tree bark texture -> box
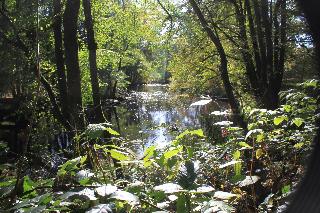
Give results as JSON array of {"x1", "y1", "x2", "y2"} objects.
[
  {"x1": 82, "y1": 0, "x2": 105, "y2": 123},
  {"x1": 63, "y1": 0, "x2": 84, "y2": 129},
  {"x1": 53, "y1": 0, "x2": 69, "y2": 122}
]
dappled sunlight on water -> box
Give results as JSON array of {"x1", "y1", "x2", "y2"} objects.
[{"x1": 110, "y1": 84, "x2": 227, "y2": 154}]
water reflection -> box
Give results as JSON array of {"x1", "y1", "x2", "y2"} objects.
[{"x1": 110, "y1": 84, "x2": 226, "y2": 153}]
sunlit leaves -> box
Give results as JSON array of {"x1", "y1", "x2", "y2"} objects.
[
  {"x1": 273, "y1": 116, "x2": 287, "y2": 125},
  {"x1": 108, "y1": 149, "x2": 129, "y2": 161},
  {"x1": 292, "y1": 118, "x2": 304, "y2": 127},
  {"x1": 255, "y1": 149, "x2": 264, "y2": 159}
]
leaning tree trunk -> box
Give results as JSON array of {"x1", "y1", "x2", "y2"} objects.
[
  {"x1": 53, "y1": 0, "x2": 69, "y2": 122},
  {"x1": 82, "y1": 0, "x2": 105, "y2": 123},
  {"x1": 188, "y1": 0, "x2": 247, "y2": 130},
  {"x1": 63, "y1": 0, "x2": 84, "y2": 130}
]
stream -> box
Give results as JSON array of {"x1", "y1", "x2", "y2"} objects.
[{"x1": 110, "y1": 84, "x2": 228, "y2": 154}]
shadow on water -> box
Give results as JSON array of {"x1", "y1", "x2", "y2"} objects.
[{"x1": 109, "y1": 84, "x2": 229, "y2": 154}]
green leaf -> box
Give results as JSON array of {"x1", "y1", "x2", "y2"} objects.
[
  {"x1": 189, "y1": 129, "x2": 204, "y2": 137},
  {"x1": 143, "y1": 145, "x2": 156, "y2": 161},
  {"x1": 110, "y1": 190, "x2": 139, "y2": 205},
  {"x1": 176, "y1": 194, "x2": 187, "y2": 213},
  {"x1": 163, "y1": 147, "x2": 182, "y2": 160},
  {"x1": 294, "y1": 142, "x2": 304, "y2": 149},
  {"x1": 23, "y1": 176, "x2": 36, "y2": 196},
  {"x1": 274, "y1": 116, "x2": 287, "y2": 125},
  {"x1": 85, "y1": 123, "x2": 107, "y2": 139},
  {"x1": 233, "y1": 150, "x2": 241, "y2": 160},
  {"x1": 256, "y1": 149, "x2": 264, "y2": 159},
  {"x1": 109, "y1": 149, "x2": 129, "y2": 161},
  {"x1": 293, "y1": 118, "x2": 304, "y2": 127},
  {"x1": 256, "y1": 133, "x2": 264, "y2": 143},
  {"x1": 245, "y1": 129, "x2": 263, "y2": 140},
  {"x1": 234, "y1": 161, "x2": 242, "y2": 177},
  {"x1": 58, "y1": 157, "x2": 82, "y2": 176},
  {"x1": 238, "y1": 142, "x2": 252, "y2": 149},
  {"x1": 281, "y1": 185, "x2": 291, "y2": 194},
  {"x1": 283, "y1": 105, "x2": 292, "y2": 113},
  {"x1": 106, "y1": 127, "x2": 120, "y2": 136}
]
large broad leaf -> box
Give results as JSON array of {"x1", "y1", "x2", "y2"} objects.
[
  {"x1": 86, "y1": 204, "x2": 113, "y2": 213},
  {"x1": 154, "y1": 183, "x2": 183, "y2": 194},
  {"x1": 109, "y1": 149, "x2": 129, "y2": 161},
  {"x1": 256, "y1": 149, "x2": 264, "y2": 159},
  {"x1": 95, "y1": 185, "x2": 117, "y2": 197},
  {"x1": 292, "y1": 118, "x2": 304, "y2": 127},
  {"x1": 163, "y1": 146, "x2": 183, "y2": 160},
  {"x1": 238, "y1": 176, "x2": 260, "y2": 187},
  {"x1": 85, "y1": 123, "x2": 108, "y2": 139},
  {"x1": 214, "y1": 191, "x2": 237, "y2": 200},
  {"x1": 58, "y1": 156, "x2": 86, "y2": 176},
  {"x1": 274, "y1": 116, "x2": 287, "y2": 125},
  {"x1": 110, "y1": 190, "x2": 139, "y2": 205},
  {"x1": 176, "y1": 129, "x2": 204, "y2": 140},
  {"x1": 143, "y1": 145, "x2": 156, "y2": 167},
  {"x1": 202, "y1": 200, "x2": 235, "y2": 213},
  {"x1": 70, "y1": 188, "x2": 97, "y2": 201},
  {"x1": 190, "y1": 185, "x2": 215, "y2": 194},
  {"x1": 23, "y1": 176, "x2": 37, "y2": 196}
]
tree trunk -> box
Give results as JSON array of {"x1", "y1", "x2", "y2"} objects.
[
  {"x1": 232, "y1": 0, "x2": 261, "y2": 97},
  {"x1": 53, "y1": 0, "x2": 69, "y2": 122},
  {"x1": 188, "y1": 0, "x2": 247, "y2": 130},
  {"x1": 82, "y1": 0, "x2": 105, "y2": 123},
  {"x1": 63, "y1": 0, "x2": 84, "y2": 130}
]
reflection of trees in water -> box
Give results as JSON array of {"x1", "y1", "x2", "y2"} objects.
[{"x1": 112, "y1": 85, "x2": 227, "y2": 148}]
